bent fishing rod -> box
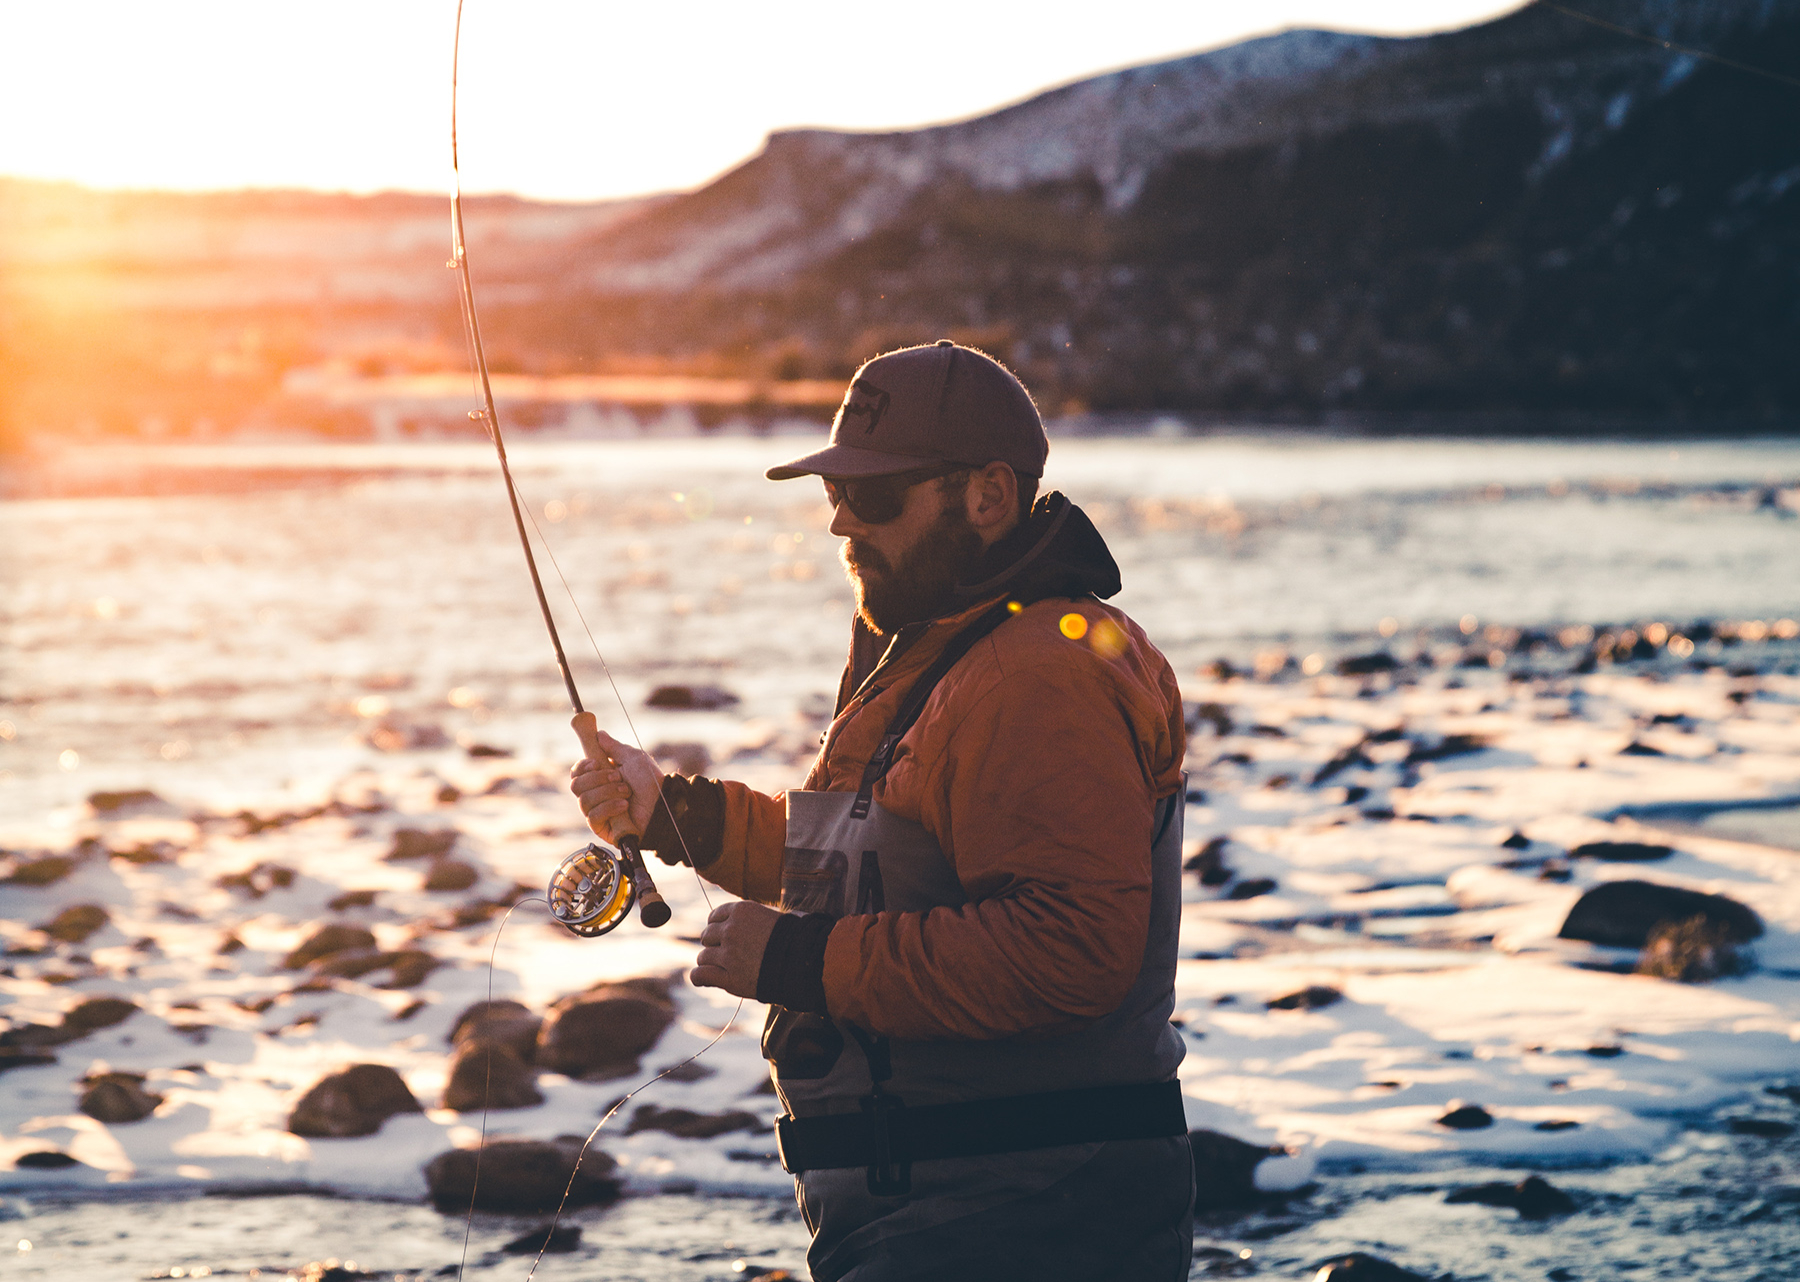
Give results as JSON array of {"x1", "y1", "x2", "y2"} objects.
[{"x1": 449, "y1": 4, "x2": 668, "y2": 938}]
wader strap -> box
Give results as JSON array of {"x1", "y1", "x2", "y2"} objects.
[
  {"x1": 850, "y1": 601, "x2": 1015, "y2": 819},
  {"x1": 775, "y1": 1080, "x2": 1187, "y2": 1175}
]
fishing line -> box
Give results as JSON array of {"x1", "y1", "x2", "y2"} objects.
[
  {"x1": 448, "y1": 1, "x2": 736, "y2": 1275},
  {"x1": 1546, "y1": 3, "x2": 1800, "y2": 92}
]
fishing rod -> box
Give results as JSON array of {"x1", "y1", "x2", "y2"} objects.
[
  {"x1": 448, "y1": 1, "x2": 669, "y2": 938},
  {"x1": 446, "y1": 4, "x2": 745, "y2": 1278}
]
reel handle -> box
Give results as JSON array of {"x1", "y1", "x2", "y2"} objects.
[{"x1": 573, "y1": 711, "x2": 671, "y2": 930}]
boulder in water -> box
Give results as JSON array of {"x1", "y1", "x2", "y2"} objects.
[
  {"x1": 1560, "y1": 881, "x2": 1761, "y2": 949},
  {"x1": 386, "y1": 828, "x2": 457, "y2": 861},
  {"x1": 1188, "y1": 1129, "x2": 1287, "y2": 1210},
  {"x1": 41, "y1": 903, "x2": 109, "y2": 943},
  {"x1": 537, "y1": 977, "x2": 677, "y2": 1080},
  {"x1": 1445, "y1": 1174, "x2": 1576, "y2": 1218},
  {"x1": 502, "y1": 1223, "x2": 582, "y2": 1255},
  {"x1": 442, "y1": 1040, "x2": 543, "y2": 1112},
  {"x1": 1437, "y1": 1103, "x2": 1494, "y2": 1129},
  {"x1": 423, "y1": 859, "x2": 479, "y2": 892},
  {"x1": 288, "y1": 1063, "x2": 423, "y2": 1137},
  {"x1": 646, "y1": 683, "x2": 740, "y2": 711},
  {"x1": 62, "y1": 996, "x2": 139, "y2": 1036},
  {"x1": 423, "y1": 1135, "x2": 620, "y2": 1213},
  {"x1": 449, "y1": 999, "x2": 542, "y2": 1061},
  {"x1": 625, "y1": 1104, "x2": 768, "y2": 1138},
  {"x1": 283, "y1": 923, "x2": 378, "y2": 969},
  {"x1": 1266, "y1": 985, "x2": 1341, "y2": 1011},
  {"x1": 79, "y1": 1072, "x2": 163, "y2": 1123},
  {"x1": 1311, "y1": 1253, "x2": 1429, "y2": 1281},
  {"x1": 1570, "y1": 840, "x2": 1673, "y2": 861}
]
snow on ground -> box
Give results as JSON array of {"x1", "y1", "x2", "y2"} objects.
[{"x1": 2, "y1": 658, "x2": 1797, "y2": 1199}]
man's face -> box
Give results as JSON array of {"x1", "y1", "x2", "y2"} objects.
[{"x1": 831, "y1": 473, "x2": 984, "y2": 635}]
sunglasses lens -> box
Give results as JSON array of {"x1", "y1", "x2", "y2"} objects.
[{"x1": 823, "y1": 475, "x2": 905, "y2": 524}]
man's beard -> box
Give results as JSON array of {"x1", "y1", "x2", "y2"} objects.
[{"x1": 840, "y1": 503, "x2": 986, "y2": 635}]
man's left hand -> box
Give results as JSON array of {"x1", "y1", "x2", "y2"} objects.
[{"x1": 691, "y1": 901, "x2": 780, "y2": 999}]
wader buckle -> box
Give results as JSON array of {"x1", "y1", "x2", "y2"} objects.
[{"x1": 860, "y1": 1093, "x2": 911, "y2": 1196}]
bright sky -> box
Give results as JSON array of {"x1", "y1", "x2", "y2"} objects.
[{"x1": 0, "y1": 1, "x2": 1527, "y2": 202}]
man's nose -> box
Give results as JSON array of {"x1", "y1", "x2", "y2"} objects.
[{"x1": 828, "y1": 500, "x2": 863, "y2": 539}]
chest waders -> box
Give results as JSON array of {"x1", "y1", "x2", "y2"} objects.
[{"x1": 762, "y1": 603, "x2": 1190, "y2": 1252}]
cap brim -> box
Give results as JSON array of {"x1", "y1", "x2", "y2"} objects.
[{"x1": 765, "y1": 442, "x2": 939, "y2": 481}]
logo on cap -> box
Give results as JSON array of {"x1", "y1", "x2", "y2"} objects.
[{"x1": 838, "y1": 379, "x2": 891, "y2": 435}]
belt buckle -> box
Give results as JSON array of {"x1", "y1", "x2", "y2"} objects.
[{"x1": 860, "y1": 1093, "x2": 911, "y2": 1197}]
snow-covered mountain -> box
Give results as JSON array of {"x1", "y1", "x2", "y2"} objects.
[{"x1": 544, "y1": 0, "x2": 1800, "y2": 418}]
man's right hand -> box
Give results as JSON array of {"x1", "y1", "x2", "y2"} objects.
[{"x1": 569, "y1": 728, "x2": 662, "y2": 844}]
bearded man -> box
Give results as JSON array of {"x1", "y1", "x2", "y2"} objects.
[{"x1": 572, "y1": 341, "x2": 1193, "y2": 1281}]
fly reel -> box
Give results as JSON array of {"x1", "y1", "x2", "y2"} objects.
[{"x1": 547, "y1": 834, "x2": 671, "y2": 938}]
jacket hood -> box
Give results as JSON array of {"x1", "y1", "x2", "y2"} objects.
[{"x1": 952, "y1": 491, "x2": 1121, "y2": 606}]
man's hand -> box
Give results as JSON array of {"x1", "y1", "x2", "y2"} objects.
[
  {"x1": 691, "y1": 901, "x2": 780, "y2": 999},
  {"x1": 569, "y1": 728, "x2": 661, "y2": 843}
]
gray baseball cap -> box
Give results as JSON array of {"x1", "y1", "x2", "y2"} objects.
[{"x1": 766, "y1": 340, "x2": 1047, "y2": 480}]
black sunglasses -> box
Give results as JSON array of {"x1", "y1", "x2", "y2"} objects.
[{"x1": 822, "y1": 462, "x2": 968, "y2": 524}]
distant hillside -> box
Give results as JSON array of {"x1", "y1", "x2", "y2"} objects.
[
  {"x1": 527, "y1": 0, "x2": 1800, "y2": 421},
  {"x1": 4, "y1": 0, "x2": 1797, "y2": 445}
]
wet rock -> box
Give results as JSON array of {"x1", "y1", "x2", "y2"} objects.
[
  {"x1": 1188, "y1": 1129, "x2": 1286, "y2": 1210},
  {"x1": 40, "y1": 903, "x2": 109, "y2": 943},
  {"x1": 1728, "y1": 1117, "x2": 1796, "y2": 1138},
  {"x1": 1560, "y1": 881, "x2": 1762, "y2": 950},
  {"x1": 1437, "y1": 1103, "x2": 1494, "y2": 1129},
  {"x1": 327, "y1": 889, "x2": 378, "y2": 910},
  {"x1": 79, "y1": 1071, "x2": 163, "y2": 1123},
  {"x1": 501, "y1": 1223, "x2": 581, "y2": 1255},
  {"x1": 1338, "y1": 652, "x2": 1399, "y2": 676},
  {"x1": 64, "y1": 996, "x2": 138, "y2": 1036},
  {"x1": 650, "y1": 741, "x2": 712, "y2": 777},
  {"x1": 312, "y1": 948, "x2": 439, "y2": 988},
  {"x1": 1637, "y1": 915, "x2": 1756, "y2": 981},
  {"x1": 2, "y1": 855, "x2": 76, "y2": 886},
  {"x1": 1184, "y1": 701, "x2": 1233, "y2": 736},
  {"x1": 1534, "y1": 1119, "x2": 1580, "y2": 1132},
  {"x1": 217, "y1": 861, "x2": 296, "y2": 898},
  {"x1": 1570, "y1": 840, "x2": 1674, "y2": 862},
  {"x1": 442, "y1": 1040, "x2": 543, "y2": 1112},
  {"x1": 1404, "y1": 733, "x2": 1488, "y2": 764},
  {"x1": 1445, "y1": 1174, "x2": 1576, "y2": 1217},
  {"x1": 465, "y1": 742, "x2": 513, "y2": 758},
  {"x1": 283, "y1": 923, "x2": 378, "y2": 969},
  {"x1": 288, "y1": 1063, "x2": 423, "y2": 1137},
  {"x1": 1266, "y1": 985, "x2": 1341, "y2": 1011},
  {"x1": 1311, "y1": 1252, "x2": 1429, "y2": 1280},
  {"x1": 1766, "y1": 1084, "x2": 1800, "y2": 1105},
  {"x1": 537, "y1": 977, "x2": 678, "y2": 1080},
  {"x1": 0, "y1": 1047, "x2": 57, "y2": 1073},
  {"x1": 1226, "y1": 877, "x2": 1277, "y2": 900},
  {"x1": 423, "y1": 1135, "x2": 620, "y2": 1213},
  {"x1": 13, "y1": 1150, "x2": 82, "y2": 1169},
  {"x1": 86, "y1": 789, "x2": 167, "y2": 815},
  {"x1": 646, "y1": 683, "x2": 740, "y2": 711},
  {"x1": 1184, "y1": 836, "x2": 1233, "y2": 885},
  {"x1": 625, "y1": 1104, "x2": 768, "y2": 1138},
  {"x1": 449, "y1": 1000, "x2": 542, "y2": 1061},
  {"x1": 1500, "y1": 830, "x2": 1531, "y2": 849},
  {"x1": 1312, "y1": 743, "x2": 1373, "y2": 786},
  {"x1": 422, "y1": 859, "x2": 479, "y2": 892},
  {"x1": 217, "y1": 932, "x2": 246, "y2": 955},
  {"x1": 386, "y1": 828, "x2": 457, "y2": 861}
]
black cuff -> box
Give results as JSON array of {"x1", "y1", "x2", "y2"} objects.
[
  {"x1": 641, "y1": 774, "x2": 725, "y2": 868},
  {"x1": 755, "y1": 912, "x2": 834, "y2": 1014}
]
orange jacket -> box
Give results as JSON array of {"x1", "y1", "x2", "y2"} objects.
[{"x1": 703, "y1": 501, "x2": 1185, "y2": 1042}]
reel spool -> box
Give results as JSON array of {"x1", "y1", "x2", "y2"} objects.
[{"x1": 547, "y1": 835, "x2": 672, "y2": 938}]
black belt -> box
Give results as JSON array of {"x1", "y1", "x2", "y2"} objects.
[{"x1": 775, "y1": 1080, "x2": 1186, "y2": 1188}]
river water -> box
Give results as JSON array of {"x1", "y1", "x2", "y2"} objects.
[{"x1": 3, "y1": 430, "x2": 1799, "y2": 1280}]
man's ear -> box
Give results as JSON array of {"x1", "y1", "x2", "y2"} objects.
[{"x1": 965, "y1": 461, "x2": 1019, "y2": 543}]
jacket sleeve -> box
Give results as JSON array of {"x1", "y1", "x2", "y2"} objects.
[
  {"x1": 702, "y1": 780, "x2": 788, "y2": 907},
  {"x1": 820, "y1": 655, "x2": 1167, "y2": 1041}
]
